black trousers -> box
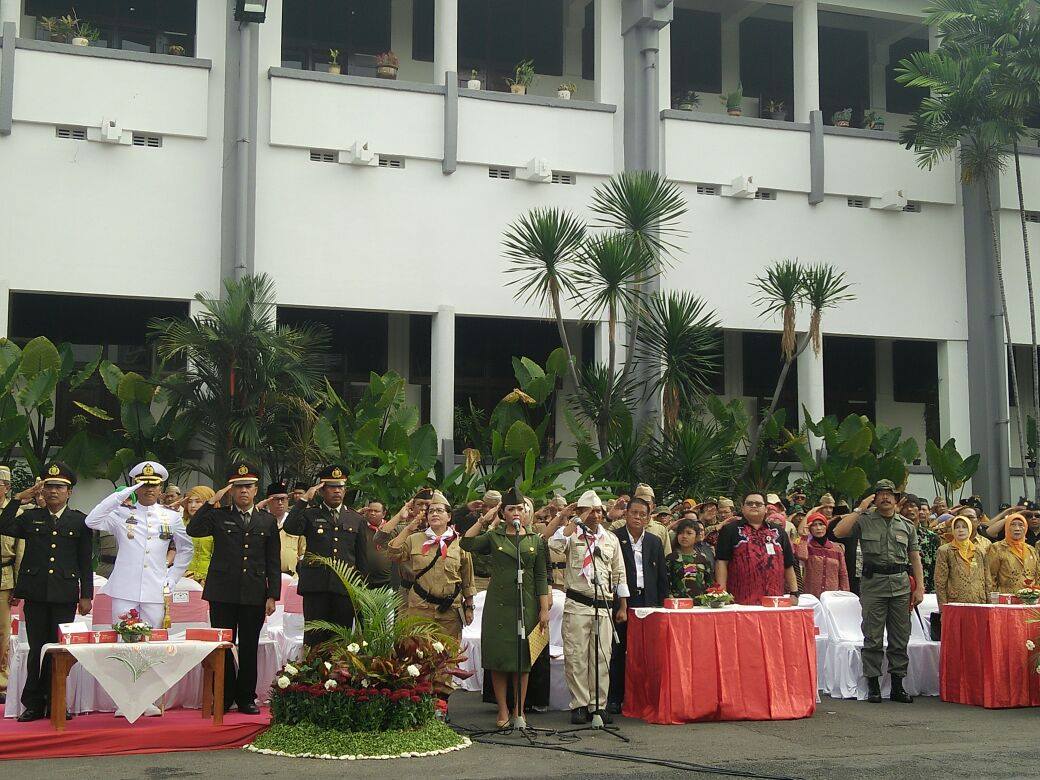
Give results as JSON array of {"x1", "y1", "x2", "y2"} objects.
[
  {"x1": 208, "y1": 601, "x2": 265, "y2": 708},
  {"x1": 22, "y1": 600, "x2": 76, "y2": 713},
  {"x1": 608, "y1": 589, "x2": 650, "y2": 705},
  {"x1": 302, "y1": 591, "x2": 356, "y2": 647}
]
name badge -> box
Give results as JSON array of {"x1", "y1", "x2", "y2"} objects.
[{"x1": 765, "y1": 543, "x2": 776, "y2": 555}]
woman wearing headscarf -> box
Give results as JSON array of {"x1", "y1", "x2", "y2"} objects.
[
  {"x1": 801, "y1": 511, "x2": 849, "y2": 597},
  {"x1": 182, "y1": 486, "x2": 216, "y2": 584},
  {"x1": 985, "y1": 513, "x2": 1040, "y2": 594},
  {"x1": 461, "y1": 487, "x2": 550, "y2": 729},
  {"x1": 934, "y1": 515, "x2": 988, "y2": 607}
]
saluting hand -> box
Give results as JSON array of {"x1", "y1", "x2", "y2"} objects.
[
  {"x1": 15, "y1": 481, "x2": 44, "y2": 504},
  {"x1": 303, "y1": 481, "x2": 323, "y2": 503},
  {"x1": 210, "y1": 484, "x2": 233, "y2": 505},
  {"x1": 856, "y1": 494, "x2": 875, "y2": 513}
]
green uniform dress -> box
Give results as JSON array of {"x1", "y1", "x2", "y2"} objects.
[
  {"x1": 460, "y1": 528, "x2": 548, "y2": 673},
  {"x1": 854, "y1": 510, "x2": 919, "y2": 678}
]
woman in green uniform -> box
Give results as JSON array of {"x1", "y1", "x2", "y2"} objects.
[{"x1": 461, "y1": 488, "x2": 550, "y2": 729}]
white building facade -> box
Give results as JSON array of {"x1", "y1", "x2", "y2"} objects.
[{"x1": 0, "y1": 0, "x2": 1037, "y2": 505}]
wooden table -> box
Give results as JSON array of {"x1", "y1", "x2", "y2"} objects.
[{"x1": 46, "y1": 644, "x2": 229, "y2": 732}]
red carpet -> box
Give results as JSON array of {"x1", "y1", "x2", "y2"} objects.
[{"x1": 0, "y1": 707, "x2": 271, "y2": 760}]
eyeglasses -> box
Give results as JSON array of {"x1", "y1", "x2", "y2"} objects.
[{"x1": 743, "y1": 501, "x2": 765, "y2": 507}]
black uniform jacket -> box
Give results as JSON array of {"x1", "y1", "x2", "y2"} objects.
[
  {"x1": 187, "y1": 503, "x2": 281, "y2": 605},
  {"x1": 283, "y1": 501, "x2": 368, "y2": 595},
  {"x1": 0, "y1": 500, "x2": 93, "y2": 604}
]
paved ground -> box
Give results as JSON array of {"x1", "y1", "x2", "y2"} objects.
[{"x1": 6, "y1": 692, "x2": 1040, "y2": 779}]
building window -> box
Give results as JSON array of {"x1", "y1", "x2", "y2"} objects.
[
  {"x1": 740, "y1": 17, "x2": 793, "y2": 112},
  {"x1": 281, "y1": 0, "x2": 391, "y2": 73},
  {"x1": 26, "y1": 0, "x2": 197, "y2": 55},
  {"x1": 459, "y1": 0, "x2": 564, "y2": 91},
  {"x1": 893, "y1": 339, "x2": 939, "y2": 442},
  {"x1": 412, "y1": 0, "x2": 434, "y2": 62},
  {"x1": 823, "y1": 336, "x2": 876, "y2": 423},
  {"x1": 581, "y1": 2, "x2": 594, "y2": 82},
  {"x1": 8, "y1": 292, "x2": 189, "y2": 445},
  {"x1": 820, "y1": 24, "x2": 869, "y2": 126},
  {"x1": 671, "y1": 9, "x2": 722, "y2": 98},
  {"x1": 742, "y1": 332, "x2": 798, "y2": 458},
  {"x1": 887, "y1": 37, "x2": 929, "y2": 115}
]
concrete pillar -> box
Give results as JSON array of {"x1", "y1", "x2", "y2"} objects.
[
  {"x1": 721, "y1": 17, "x2": 741, "y2": 96},
  {"x1": 657, "y1": 22, "x2": 671, "y2": 113},
  {"x1": 593, "y1": 320, "x2": 610, "y2": 366},
  {"x1": 724, "y1": 330, "x2": 743, "y2": 398},
  {"x1": 430, "y1": 306, "x2": 456, "y2": 466},
  {"x1": 595, "y1": 0, "x2": 624, "y2": 172},
  {"x1": 792, "y1": 0, "x2": 820, "y2": 123},
  {"x1": 0, "y1": 278, "x2": 9, "y2": 339},
  {"x1": 0, "y1": 0, "x2": 19, "y2": 35},
  {"x1": 433, "y1": 0, "x2": 458, "y2": 87},
  {"x1": 388, "y1": 313, "x2": 421, "y2": 409},
  {"x1": 868, "y1": 37, "x2": 887, "y2": 111},
  {"x1": 797, "y1": 338, "x2": 825, "y2": 454},
  {"x1": 875, "y1": 338, "x2": 894, "y2": 407},
  {"x1": 938, "y1": 340, "x2": 972, "y2": 455}
]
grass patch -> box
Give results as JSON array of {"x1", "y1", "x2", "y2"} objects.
[{"x1": 246, "y1": 720, "x2": 469, "y2": 759}]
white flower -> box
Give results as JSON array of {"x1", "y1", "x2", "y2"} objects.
[
  {"x1": 416, "y1": 650, "x2": 424, "y2": 659},
  {"x1": 324, "y1": 679, "x2": 338, "y2": 690},
  {"x1": 432, "y1": 641, "x2": 445, "y2": 653},
  {"x1": 1028, "y1": 640, "x2": 1036, "y2": 651},
  {"x1": 347, "y1": 642, "x2": 361, "y2": 653},
  {"x1": 406, "y1": 664, "x2": 421, "y2": 677},
  {"x1": 284, "y1": 663, "x2": 299, "y2": 676},
  {"x1": 360, "y1": 678, "x2": 370, "y2": 688},
  {"x1": 276, "y1": 675, "x2": 290, "y2": 689},
  {"x1": 324, "y1": 661, "x2": 332, "y2": 670},
  {"x1": 362, "y1": 640, "x2": 368, "y2": 647}
]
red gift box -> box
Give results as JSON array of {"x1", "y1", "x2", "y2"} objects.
[
  {"x1": 185, "y1": 628, "x2": 232, "y2": 642},
  {"x1": 146, "y1": 629, "x2": 169, "y2": 641},
  {"x1": 58, "y1": 629, "x2": 90, "y2": 645},
  {"x1": 761, "y1": 595, "x2": 794, "y2": 608},
  {"x1": 663, "y1": 598, "x2": 693, "y2": 609},
  {"x1": 90, "y1": 630, "x2": 119, "y2": 644},
  {"x1": 998, "y1": 594, "x2": 1022, "y2": 605}
]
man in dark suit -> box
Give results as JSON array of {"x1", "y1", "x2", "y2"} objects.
[
  {"x1": 0, "y1": 463, "x2": 92, "y2": 722},
  {"x1": 283, "y1": 465, "x2": 368, "y2": 647},
  {"x1": 608, "y1": 495, "x2": 667, "y2": 714},
  {"x1": 187, "y1": 464, "x2": 280, "y2": 714}
]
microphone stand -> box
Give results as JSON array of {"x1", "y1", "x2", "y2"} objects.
[{"x1": 560, "y1": 521, "x2": 628, "y2": 742}]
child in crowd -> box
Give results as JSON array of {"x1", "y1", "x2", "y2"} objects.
[{"x1": 667, "y1": 519, "x2": 714, "y2": 598}]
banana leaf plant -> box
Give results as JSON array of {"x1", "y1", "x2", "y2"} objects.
[{"x1": 925, "y1": 437, "x2": 980, "y2": 506}]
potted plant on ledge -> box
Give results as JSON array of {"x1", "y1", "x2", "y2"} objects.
[
  {"x1": 557, "y1": 81, "x2": 576, "y2": 100},
  {"x1": 506, "y1": 59, "x2": 534, "y2": 95},
  {"x1": 168, "y1": 43, "x2": 186, "y2": 56},
  {"x1": 467, "y1": 68, "x2": 481, "y2": 90},
  {"x1": 328, "y1": 49, "x2": 341, "y2": 75},
  {"x1": 765, "y1": 99, "x2": 787, "y2": 121},
  {"x1": 863, "y1": 110, "x2": 886, "y2": 131},
  {"x1": 376, "y1": 50, "x2": 399, "y2": 80},
  {"x1": 720, "y1": 85, "x2": 743, "y2": 117},
  {"x1": 676, "y1": 90, "x2": 700, "y2": 111},
  {"x1": 832, "y1": 107, "x2": 852, "y2": 127}
]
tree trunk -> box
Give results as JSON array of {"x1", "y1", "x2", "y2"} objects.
[
  {"x1": 1013, "y1": 142, "x2": 1040, "y2": 502},
  {"x1": 984, "y1": 179, "x2": 1030, "y2": 498},
  {"x1": 597, "y1": 304, "x2": 618, "y2": 459}
]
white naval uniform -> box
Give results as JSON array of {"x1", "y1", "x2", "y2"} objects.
[{"x1": 85, "y1": 485, "x2": 194, "y2": 626}]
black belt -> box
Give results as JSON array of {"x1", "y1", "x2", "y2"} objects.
[
  {"x1": 863, "y1": 562, "x2": 907, "y2": 577},
  {"x1": 412, "y1": 580, "x2": 462, "y2": 614},
  {"x1": 549, "y1": 562, "x2": 566, "y2": 570},
  {"x1": 100, "y1": 555, "x2": 117, "y2": 564},
  {"x1": 566, "y1": 589, "x2": 612, "y2": 610}
]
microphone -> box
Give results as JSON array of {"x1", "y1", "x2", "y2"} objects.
[{"x1": 512, "y1": 519, "x2": 522, "y2": 530}]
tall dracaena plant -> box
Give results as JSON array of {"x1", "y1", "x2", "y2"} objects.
[
  {"x1": 502, "y1": 208, "x2": 587, "y2": 392},
  {"x1": 801, "y1": 264, "x2": 854, "y2": 357},
  {"x1": 752, "y1": 259, "x2": 803, "y2": 360}
]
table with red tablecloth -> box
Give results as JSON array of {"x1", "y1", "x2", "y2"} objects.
[
  {"x1": 622, "y1": 605, "x2": 817, "y2": 724},
  {"x1": 940, "y1": 603, "x2": 1040, "y2": 708}
]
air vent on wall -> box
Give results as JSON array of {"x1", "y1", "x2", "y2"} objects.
[
  {"x1": 1026, "y1": 211, "x2": 1040, "y2": 224},
  {"x1": 378, "y1": 156, "x2": 404, "y2": 168},
  {"x1": 131, "y1": 134, "x2": 162, "y2": 148},
  {"x1": 847, "y1": 197, "x2": 868, "y2": 209},
  {"x1": 489, "y1": 167, "x2": 513, "y2": 180},
  {"x1": 696, "y1": 184, "x2": 719, "y2": 196},
  {"x1": 309, "y1": 149, "x2": 336, "y2": 162},
  {"x1": 902, "y1": 202, "x2": 922, "y2": 213},
  {"x1": 551, "y1": 172, "x2": 575, "y2": 185},
  {"x1": 754, "y1": 190, "x2": 776, "y2": 201},
  {"x1": 56, "y1": 126, "x2": 87, "y2": 140}
]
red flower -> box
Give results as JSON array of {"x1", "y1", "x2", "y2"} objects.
[
  {"x1": 706, "y1": 585, "x2": 725, "y2": 595},
  {"x1": 410, "y1": 695, "x2": 421, "y2": 703}
]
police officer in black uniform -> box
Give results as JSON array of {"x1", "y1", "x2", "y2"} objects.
[
  {"x1": 187, "y1": 464, "x2": 280, "y2": 714},
  {"x1": 284, "y1": 465, "x2": 368, "y2": 647},
  {"x1": 0, "y1": 463, "x2": 92, "y2": 722}
]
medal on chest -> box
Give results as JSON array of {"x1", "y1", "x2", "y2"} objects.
[{"x1": 125, "y1": 515, "x2": 138, "y2": 540}]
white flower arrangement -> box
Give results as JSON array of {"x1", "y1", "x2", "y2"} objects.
[
  {"x1": 284, "y1": 664, "x2": 299, "y2": 676},
  {"x1": 347, "y1": 642, "x2": 361, "y2": 653},
  {"x1": 406, "y1": 664, "x2": 420, "y2": 677},
  {"x1": 243, "y1": 738, "x2": 473, "y2": 761},
  {"x1": 276, "y1": 676, "x2": 290, "y2": 689}
]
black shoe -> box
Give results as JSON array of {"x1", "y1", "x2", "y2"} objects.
[
  {"x1": 866, "y1": 676, "x2": 882, "y2": 704},
  {"x1": 890, "y1": 676, "x2": 913, "y2": 704},
  {"x1": 570, "y1": 706, "x2": 589, "y2": 725},
  {"x1": 605, "y1": 701, "x2": 621, "y2": 715},
  {"x1": 237, "y1": 701, "x2": 261, "y2": 715},
  {"x1": 593, "y1": 708, "x2": 614, "y2": 724},
  {"x1": 17, "y1": 709, "x2": 44, "y2": 722}
]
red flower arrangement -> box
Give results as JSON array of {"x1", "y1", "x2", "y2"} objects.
[{"x1": 697, "y1": 585, "x2": 735, "y2": 609}]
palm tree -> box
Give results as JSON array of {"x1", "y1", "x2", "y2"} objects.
[
  {"x1": 635, "y1": 291, "x2": 722, "y2": 430},
  {"x1": 149, "y1": 273, "x2": 329, "y2": 481},
  {"x1": 923, "y1": 0, "x2": 1040, "y2": 499},
  {"x1": 738, "y1": 260, "x2": 854, "y2": 482},
  {"x1": 897, "y1": 45, "x2": 1031, "y2": 496}
]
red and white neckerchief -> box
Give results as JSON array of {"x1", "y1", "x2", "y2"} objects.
[
  {"x1": 422, "y1": 528, "x2": 456, "y2": 558},
  {"x1": 367, "y1": 521, "x2": 380, "y2": 534},
  {"x1": 580, "y1": 528, "x2": 599, "y2": 583}
]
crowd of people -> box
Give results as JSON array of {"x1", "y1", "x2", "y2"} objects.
[{"x1": 0, "y1": 460, "x2": 1035, "y2": 725}]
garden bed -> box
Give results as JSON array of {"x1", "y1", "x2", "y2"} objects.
[{"x1": 244, "y1": 720, "x2": 470, "y2": 760}]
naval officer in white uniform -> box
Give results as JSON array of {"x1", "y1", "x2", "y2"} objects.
[{"x1": 85, "y1": 461, "x2": 193, "y2": 627}]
